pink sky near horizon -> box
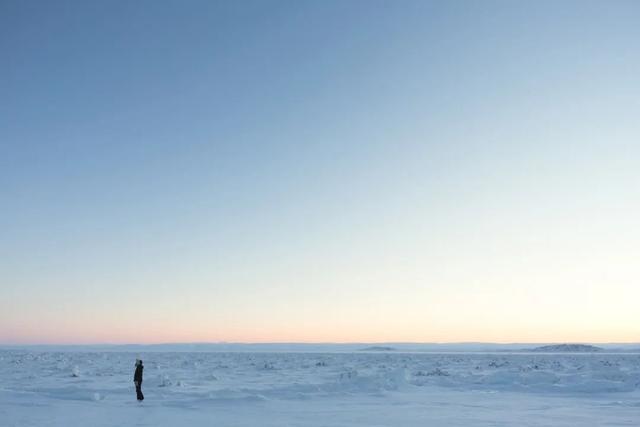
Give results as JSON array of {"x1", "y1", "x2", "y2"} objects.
[{"x1": 3, "y1": 317, "x2": 638, "y2": 346}]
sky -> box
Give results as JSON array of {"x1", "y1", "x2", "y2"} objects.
[{"x1": 1, "y1": 0, "x2": 639, "y2": 345}]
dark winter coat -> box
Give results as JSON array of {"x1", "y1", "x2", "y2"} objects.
[{"x1": 134, "y1": 365, "x2": 143, "y2": 384}]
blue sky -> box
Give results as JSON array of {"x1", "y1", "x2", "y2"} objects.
[{"x1": 1, "y1": 0, "x2": 639, "y2": 344}]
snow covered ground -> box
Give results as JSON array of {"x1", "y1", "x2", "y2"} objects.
[{"x1": 1, "y1": 350, "x2": 639, "y2": 426}]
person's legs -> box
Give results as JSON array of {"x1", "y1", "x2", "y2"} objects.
[{"x1": 136, "y1": 383, "x2": 144, "y2": 401}]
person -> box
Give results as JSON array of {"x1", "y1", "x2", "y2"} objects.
[{"x1": 134, "y1": 359, "x2": 144, "y2": 401}]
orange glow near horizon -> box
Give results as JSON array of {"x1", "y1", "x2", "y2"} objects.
[{"x1": 3, "y1": 318, "x2": 639, "y2": 345}]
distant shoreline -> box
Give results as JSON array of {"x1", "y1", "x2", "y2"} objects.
[{"x1": 2, "y1": 342, "x2": 639, "y2": 354}]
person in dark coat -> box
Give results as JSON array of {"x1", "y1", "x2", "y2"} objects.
[{"x1": 134, "y1": 359, "x2": 144, "y2": 401}]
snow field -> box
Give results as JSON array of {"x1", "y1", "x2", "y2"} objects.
[{"x1": 1, "y1": 351, "x2": 639, "y2": 426}]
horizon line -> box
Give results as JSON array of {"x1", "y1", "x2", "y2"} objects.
[{"x1": 2, "y1": 340, "x2": 639, "y2": 347}]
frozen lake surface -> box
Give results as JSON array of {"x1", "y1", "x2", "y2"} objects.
[{"x1": 2, "y1": 350, "x2": 639, "y2": 426}]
